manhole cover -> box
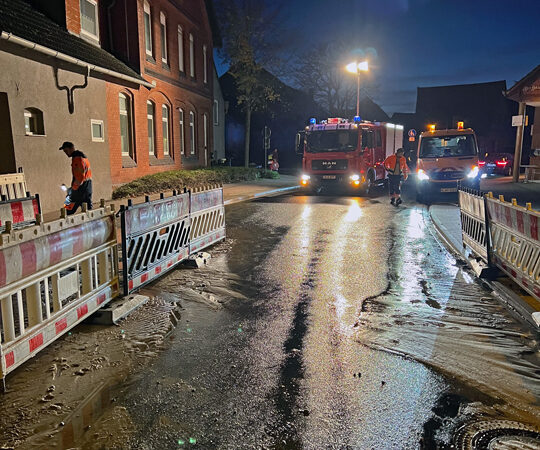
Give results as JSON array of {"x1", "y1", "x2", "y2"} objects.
[{"x1": 454, "y1": 420, "x2": 540, "y2": 450}]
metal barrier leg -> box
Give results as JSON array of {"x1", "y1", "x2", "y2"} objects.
[
  {"x1": 26, "y1": 283, "x2": 43, "y2": 327},
  {"x1": 51, "y1": 273, "x2": 61, "y2": 313},
  {"x1": 1, "y1": 296, "x2": 16, "y2": 342}
]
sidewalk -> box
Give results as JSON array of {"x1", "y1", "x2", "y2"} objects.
[
  {"x1": 481, "y1": 176, "x2": 540, "y2": 210},
  {"x1": 429, "y1": 204, "x2": 540, "y2": 329},
  {"x1": 42, "y1": 175, "x2": 300, "y2": 221}
]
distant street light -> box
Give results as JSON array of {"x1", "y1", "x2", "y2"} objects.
[{"x1": 345, "y1": 61, "x2": 369, "y2": 117}]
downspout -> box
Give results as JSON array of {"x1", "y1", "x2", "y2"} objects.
[{"x1": 0, "y1": 31, "x2": 154, "y2": 89}]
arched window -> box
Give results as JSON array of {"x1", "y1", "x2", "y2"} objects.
[
  {"x1": 162, "y1": 104, "x2": 171, "y2": 157},
  {"x1": 203, "y1": 113, "x2": 208, "y2": 166},
  {"x1": 24, "y1": 108, "x2": 45, "y2": 135},
  {"x1": 189, "y1": 111, "x2": 195, "y2": 155},
  {"x1": 147, "y1": 100, "x2": 156, "y2": 156},
  {"x1": 179, "y1": 108, "x2": 185, "y2": 155},
  {"x1": 143, "y1": 1, "x2": 153, "y2": 56},
  {"x1": 203, "y1": 44, "x2": 207, "y2": 84},
  {"x1": 119, "y1": 93, "x2": 133, "y2": 157}
]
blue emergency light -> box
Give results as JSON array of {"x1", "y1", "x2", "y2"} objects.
[
  {"x1": 310, "y1": 118, "x2": 317, "y2": 125},
  {"x1": 354, "y1": 115, "x2": 362, "y2": 123}
]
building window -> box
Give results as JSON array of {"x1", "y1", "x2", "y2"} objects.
[
  {"x1": 162, "y1": 104, "x2": 170, "y2": 157},
  {"x1": 143, "y1": 1, "x2": 153, "y2": 56},
  {"x1": 177, "y1": 25, "x2": 184, "y2": 72},
  {"x1": 203, "y1": 45, "x2": 207, "y2": 84},
  {"x1": 189, "y1": 111, "x2": 195, "y2": 155},
  {"x1": 189, "y1": 33, "x2": 194, "y2": 78},
  {"x1": 91, "y1": 119, "x2": 104, "y2": 142},
  {"x1": 24, "y1": 108, "x2": 45, "y2": 135},
  {"x1": 80, "y1": 0, "x2": 99, "y2": 40},
  {"x1": 203, "y1": 113, "x2": 208, "y2": 150},
  {"x1": 119, "y1": 94, "x2": 133, "y2": 157},
  {"x1": 160, "y1": 12, "x2": 167, "y2": 64},
  {"x1": 213, "y1": 100, "x2": 219, "y2": 126},
  {"x1": 147, "y1": 101, "x2": 156, "y2": 156},
  {"x1": 179, "y1": 108, "x2": 185, "y2": 155}
]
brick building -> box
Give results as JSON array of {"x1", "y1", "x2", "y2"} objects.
[
  {"x1": 104, "y1": 0, "x2": 220, "y2": 185},
  {"x1": 0, "y1": 0, "x2": 220, "y2": 212}
]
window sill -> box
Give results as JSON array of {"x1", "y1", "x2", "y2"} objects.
[
  {"x1": 122, "y1": 155, "x2": 137, "y2": 168},
  {"x1": 25, "y1": 133, "x2": 46, "y2": 137},
  {"x1": 146, "y1": 55, "x2": 156, "y2": 64},
  {"x1": 149, "y1": 155, "x2": 175, "y2": 166},
  {"x1": 162, "y1": 62, "x2": 170, "y2": 71}
]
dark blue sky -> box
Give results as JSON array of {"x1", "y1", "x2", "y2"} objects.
[{"x1": 215, "y1": 0, "x2": 540, "y2": 116}]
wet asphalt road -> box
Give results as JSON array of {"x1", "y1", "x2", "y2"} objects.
[{"x1": 110, "y1": 186, "x2": 539, "y2": 449}]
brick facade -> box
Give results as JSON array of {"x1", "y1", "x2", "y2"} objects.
[
  {"x1": 65, "y1": 0, "x2": 81, "y2": 34},
  {"x1": 106, "y1": 0, "x2": 214, "y2": 185}
]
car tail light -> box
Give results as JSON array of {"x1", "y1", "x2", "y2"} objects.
[
  {"x1": 496, "y1": 160, "x2": 508, "y2": 167},
  {"x1": 478, "y1": 161, "x2": 486, "y2": 167}
]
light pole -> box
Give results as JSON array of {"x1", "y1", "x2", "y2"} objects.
[{"x1": 345, "y1": 60, "x2": 369, "y2": 117}]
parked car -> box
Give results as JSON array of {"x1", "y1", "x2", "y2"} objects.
[{"x1": 479, "y1": 152, "x2": 513, "y2": 176}]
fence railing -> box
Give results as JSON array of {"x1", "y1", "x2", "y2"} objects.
[
  {"x1": 189, "y1": 186, "x2": 226, "y2": 254},
  {"x1": 0, "y1": 194, "x2": 40, "y2": 233},
  {"x1": 459, "y1": 188, "x2": 540, "y2": 303},
  {"x1": 0, "y1": 205, "x2": 119, "y2": 378}
]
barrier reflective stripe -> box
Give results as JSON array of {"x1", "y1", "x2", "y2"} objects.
[
  {"x1": 189, "y1": 187, "x2": 226, "y2": 254},
  {"x1": 121, "y1": 193, "x2": 191, "y2": 295},
  {"x1": 486, "y1": 197, "x2": 540, "y2": 302},
  {"x1": 0, "y1": 207, "x2": 119, "y2": 378}
]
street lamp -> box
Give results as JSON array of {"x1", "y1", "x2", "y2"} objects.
[{"x1": 346, "y1": 60, "x2": 369, "y2": 118}]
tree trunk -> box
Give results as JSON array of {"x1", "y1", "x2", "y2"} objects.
[{"x1": 244, "y1": 106, "x2": 252, "y2": 168}]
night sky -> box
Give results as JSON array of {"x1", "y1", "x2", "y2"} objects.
[{"x1": 215, "y1": 0, "x2": 540, "y2": 115}]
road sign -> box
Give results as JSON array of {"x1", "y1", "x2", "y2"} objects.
[
  {"x1": 512, "y1": 115, "x2": 524, "y2": 127},
  {"x1": 408, "y1": 129, "x2": 417, "y2": 138},
  {"x1": 409, "y1": 137, "x2": 415, "y2": 142}
]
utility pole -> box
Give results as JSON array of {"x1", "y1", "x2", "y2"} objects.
[{"x1": 512, "y1": 102, "x2": 526, "y2": 183}]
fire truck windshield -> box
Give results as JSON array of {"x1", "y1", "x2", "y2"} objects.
[
  {"x1": 306, "y1": 130, "x2": 359, "y2": 153},
  {"x1": 419, "y1": 134, "x2": 478, "y2": 158}
]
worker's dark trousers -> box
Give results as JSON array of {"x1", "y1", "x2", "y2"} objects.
[
  {"x1": 66, "y1": 180, "x2": 93, "y2": 215},
  {"x1": 388, "y1": 175, "x2": 402, "y2": 197}
]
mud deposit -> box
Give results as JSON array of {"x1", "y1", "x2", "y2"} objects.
[{"x1": 0, "y1": 297, "x2": 180, "y2": 449}]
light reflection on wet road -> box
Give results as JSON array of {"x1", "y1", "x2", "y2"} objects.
[{"x1": 95, "y1": 193, "x2": 539, "y2": 449}]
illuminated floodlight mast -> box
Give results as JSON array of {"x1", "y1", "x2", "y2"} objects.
[{"x1": 345, "y1": 60, "x2": 369, "y2": 117}]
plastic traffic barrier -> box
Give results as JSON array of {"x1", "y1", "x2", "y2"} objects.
[
  {"x1": 0, "y1": 205, "x2": 119, "y2": 379},
  {"x1": 120, "y1": 191, "x2": 191, "y2": 296},
  {"x1": 0, "y1": 195, "x2": 40, "y2": 233},
  {"x1": 0, "y1": 171, "x2": 28, "y2": 201},
  {"x1": 189, "y1": 185, "x2": 226, "y2": 254},
  {"x1": 459, "y1": 188, "x2": 489, "y2": 263},
  {"x1": 486, "y1": 194, "x2": 540, "y2": 301}
]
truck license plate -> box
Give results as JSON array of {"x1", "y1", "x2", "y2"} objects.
[
  {"x1": 441, "y1": 187, "x2": 457, "y2": 193},
  {"x1": 322, "y1": 175, "x2": 336, "y2": 180}
]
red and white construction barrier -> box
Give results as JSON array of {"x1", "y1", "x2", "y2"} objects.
[
  {"x1": 190, "y1": 186, "x2": 226, "y2": 254},
  {"x1": 486, "y1": 195, "x2": 540, "y2": 301},
  {"x1": 0, "y1": 207, "x2": 119, "y2": 379},
  {"x1": 0, "y1": 172, "x2": 27, "y2": 201},
  {"x1": 0, "y1": 196, "x2": 40, "y2": 232}
]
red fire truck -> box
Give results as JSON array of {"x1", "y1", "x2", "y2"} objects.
[{"x1": 295, "y1": 118, "x2": 404, "y2": 194}]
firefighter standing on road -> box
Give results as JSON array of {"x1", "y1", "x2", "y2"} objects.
[
  {"x1": 384, "y1": 148, "x2": 409, "y2": 206},
  {"x1": 59, "y1": 141, "x2": 93, "y2": 215}
]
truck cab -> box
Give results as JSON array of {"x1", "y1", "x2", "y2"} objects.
[
  {"x1": 415, "y1": 124, "x2": 481, "y2": 202},
  {"x1": 296, "y1": 118, "x2": 403, "y2": 194}
]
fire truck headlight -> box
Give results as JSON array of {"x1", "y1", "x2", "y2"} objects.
[
  {"x1": 467, "y1": 166, "x2": 479, "y2": 179},
  {"x1": 349, "y1": 174, "x2": 360, "y2": 181},
  {"x1": 417, "y1": 169, "x2": 429, "y2": 181}
]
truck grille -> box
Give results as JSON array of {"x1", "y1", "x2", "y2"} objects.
[
  {"x1": 311, "y1": 159, "x2": 348, "y2": 171},
  {"x1": 430, "y1": 170, "x2": 465, "y2": 180}
]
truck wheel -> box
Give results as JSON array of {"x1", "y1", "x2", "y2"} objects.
[{"x1": 365, "y1": 172, "x2": 376, "y2": 196}]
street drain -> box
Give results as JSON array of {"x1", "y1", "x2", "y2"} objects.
[{"x1": 453, "y1": 420, "x2": 540, "y2": 449}]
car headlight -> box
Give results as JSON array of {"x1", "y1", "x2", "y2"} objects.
[
  {"x1": 417, "y1": 169, "x2": 429, "y2": 181},
  {"x1": 301, "y1": 174, "x2": 310, "y2": 181},
  {"x1": 467, "y1": 166, "x2": 479, "y2": 178},
  {"x1": 349, "y1": 174, "x2": 360, "y2": 181}
]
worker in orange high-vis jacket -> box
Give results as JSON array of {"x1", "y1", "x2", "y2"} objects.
[
  {"x1": 384, "y1": 148, "x2": 409, "y2": 206},
  {"x1": 59, "y1": 141, "x2": 93, "y2": 215}
]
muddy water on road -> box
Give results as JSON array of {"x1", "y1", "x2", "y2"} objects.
[{"x1": 23, "y1": 194, "x2": 539, "y2": 449}]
